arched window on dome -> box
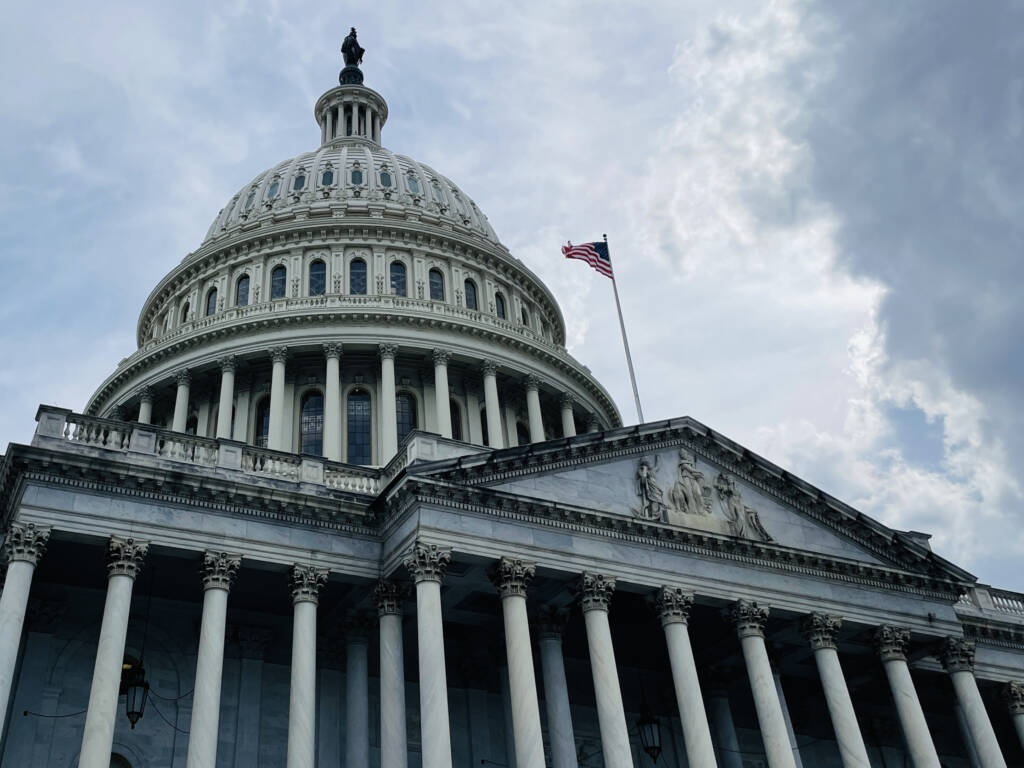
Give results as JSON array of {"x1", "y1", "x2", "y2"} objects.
[
  {"x1": 180, "y1": 301, "x2": 190, "y2": 325},
  {"x1": 380, "y1": 169, "x2": 392, "y2": 188},
  {"x1": 321, "y1": 166, "x2": 334, "y2": 187},
  {"x1": 516, "y1": 421, "x2": 530, "y2": 447},
  {"x1": 271, "y1": 266, "x2": 287, "y2": 300},
  {"x1": 390, "y1": 262, "x2": 407, "y2": 297},
  {"x1": 235, "y1": 275, "x2": 249, "y2": 307},
  {"x1": 205, "y1": 288, "x2": 218, "y2": 317},
  {"x1": 494, "y1": 292, "x2": 507, "y2": 320},
  {"x1": 300, "y1": 391, "x2": 324, "y2": 456},
  {"x1": 407, "y1": 174, "x2": 420, "y2": 195},
  {"x1": 347, "y1": 389, "x2": 371, "y2": 465},
  {"x1": 396, "y1": 392, "x2": 417, "y2": 443},
  {"x1": 349, "y1": 258, "x2": 367, "y2": 295},
  {"x1": 244, "y1": 189, "x2": 256, "y2": 211},
  {"x1": 521, "y1": 304, "x2": 530, "y2": 327},
  {"x1": 464, "y1": 279, "x2": 478, "y2": 310},
  {"x1": 266, "y1": 179, "x2": 280, "y2": 201},
  {"x1": 253, "y1": 398, "x2": 270, "y2": 448},
  {"x1": 293, "y1": 172, "x2": 306, "y2": 192},
  {"x1": 351, "y1": 166, "x2": 364, "y2": 186},
  {"x1": 450, "y1": 399, "x2": 463, "y2": 441},
  {"x1": 429, "y1": 269, "x2": 445, "y2": 301},
  {"x1": 309, "y1": 260, "x2": 326, "y2": 297}
]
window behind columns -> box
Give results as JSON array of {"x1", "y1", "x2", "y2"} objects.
[
  {"x1": 309, "y1": 260, "x2": 326, "y2": 297},
  {"x1": 429, "y1": 268, "x2": 445, "y2": 301},
  {"x1": 300, "y1": 391, "x2": 324, "y2": 456},
  {"x1": 450, "y1": 399, "x2": 463, "y2": 441},
  {"x1": 349, "y1": 258, "x2": 367, "y2": 295},
  {"x1": 205, "y1": 288, "x2": 218, "y2": 316},
  {"x1": 236, "y1": 275, "x2": 249, "y2": 307},
  {"x1": 495, "y1": 292, "x2": 506, "y2": 319},
  {"x1": 480, "y1": 406, "x2": 489, "y2": 445},
  {"x1": 347, "y1": 389, "x2": 371, "y2": 464},
  {"x1": 180, "y1": 301, "x2": 190, "y2": 324},
  {"x1": 516, "y1": 421, "x2": 530, "y2": 446},
  {"x1": 390, "y1": 262, "x2": 407, "y2": 297},
  {"x1": 254, "y1": 398, "x2": 270, "y2": 448},
  {"x1": 270, "y1": 265, "x2": 287, "y2": 300},
  {"x1": 464, "y1": 279, "x2": 478, "y2": 310},
  {"x1": 396, "y1": 392, "x2": 416, "y2": 442}
]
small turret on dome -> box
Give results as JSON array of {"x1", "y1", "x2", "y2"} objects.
[{"x1": 315, "y1": 28, "x2": 387, "y2": 146}]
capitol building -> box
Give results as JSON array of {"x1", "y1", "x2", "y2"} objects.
[{"x1": 1, "y1": 36, "x2": 1023, "y2": 768}]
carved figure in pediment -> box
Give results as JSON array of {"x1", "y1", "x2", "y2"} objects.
[
  {"x1": 669, "y1": 450, "x2": 711, "y2": 516},
  {"x1": 633, "y1": 456, "x2": 668, "y2": 521},
  {"x1": 715, "y1": 473, "x2": 771, "y2": 541}
]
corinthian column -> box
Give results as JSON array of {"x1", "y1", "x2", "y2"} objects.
[
  {"x1": 186, "y1": 552, "x2": 241, "y2": 768},
  {"x1": 536, "y1": 608, "x2": 578, "y2": 768},
  {"x1": 938, "y1": 637, "x2": 1006, "y2": 768},
  {"x1": 577, "y1": 573, "x2": 631, "y2": 768},
  {"x1": 216, "y1": 356, "x2": 236, "y2": 440},
  {"x1": 79, "y1": 537, "x2": 150, "y2": 768},
  {"x1": 801, "y1": 613, "x2": 870, "y2": 768},
  {"x1": 323, "y1": 344, "x2": 343, "y2": 461},
  {"x1": 404, "y1": 541, "x2": 454, "y2": 768},
  {"x1": 657, "y1": 587, "x2": 717, "y2": 767},
  {"x1": 380, "y1": 344, "x2": 399, "y2": 460},
  {"x1": 345, "y1": 617, "x2": 371, "y2": 768},
  {"x1": 268, "y1": 347, "x2": 288, "y2": 451},
  {"x1": 433, "y1": 349, "x2": 453, "y2": 439},
  {"x1": 136, "y1": 385, "x2": 153, "y2": 424},
  {"x1": 172, "y1": 369, "x2": 192, "y2": 432},
  {"x1": 1003, "y1": 681, "x2": 1024, "y2": 751},
  {"x1": 559, "y1": 393, "x2": 576, "y2": 438},
  {"x1": 287, "y1": 565, "x2": 327, "y2": 768},
  {"x1": 726, "y1": 600, "x2": 796, "y2": 768},
  {"x1": 492, "y1": 558, "x2": 545, "y2": 768},
  {"x1": 525, "y1": 376, "x2": 544, "y2": 443},
  {"x1": 874, "y1": 626, "x2": 940, "y2": 768},
  {"x1": 0, "y1": 523, "x2": 51, "y2": 735},
  {"x1": 482, "y1": 360, "x2": 504, "y2": 448},
  {"x1": 375, "y1": 581, "x2": 409, "y2": 768}
]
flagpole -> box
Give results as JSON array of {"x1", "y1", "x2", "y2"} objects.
[{"x1": 604, "y1": 234, "x2": 645, "y2": 423}]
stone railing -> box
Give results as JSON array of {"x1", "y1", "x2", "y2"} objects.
[
  {"x1": 34, "y1": 406, "x2": 382, "y2": 496},
  {"x1": 955, "y1": 584, "x2": 1024, "y2": 625}
]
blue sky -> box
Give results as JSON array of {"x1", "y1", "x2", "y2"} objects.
[{"x1": 2, "y1": 1, "x2": 1022, "y2": 588}]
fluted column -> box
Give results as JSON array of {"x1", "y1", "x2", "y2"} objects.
[
  {"x1": 0, "y1": 523, "x2": 50, "y2": 735},
  {"x1": 404, "y1": 541, "x2": 454, "y2": 768},
  {"x1": 268, "y1": 347, "x2": 288, "y2": 451},
  {"x1": 657, "y1": 587, "x2": 717, "y2": 767},
  {"x1": 172, "y1": 369, "x2": 192, "y2": 432},
  {"x1": 380, "y1": 344, "x2": 399, "y2": 460},
  {"x1": 216, "y1": 356, "x2": 236, "y2": 440},
  {"x1": 938, "y1": 637, "x2": 1006, "y2": 768},
  {"x1": 79, "y1": 537, "x2": 149, "y2": 768},
  {"x1": 1003, "y1": 681, "x2": 1024, "y2": 751},
  {"x1": 137, "y1": 386, "x2": 153, "y2": 424},
  {"x1": 492, "y1": 558, "x2": 545, "y2": 768},
  {"x1": 323, "y1": 344, "x2": 343, "y2": 461},
  {"x1": 433, "y1": 349, "x2": 453, "y2": 439},
  {"x1": 525, "y1": 376, "x2": 544, "y2": 443},
  {"x1": 482, "y1": 360, "x2": 504, "y2": 448},
  {"x1": 375, "y1": 581, "x2": 409, "y2": 768},
  {"x1": 345, "y1": 618, "x2": 370, "y2": 768},
  {"x1": 801, "y1": 613, "x2": 870, "y2": 768},
  {"x1": 559, "y1": 393, "x2": 576, "y2": 438},
  {"x1": 726, "y1": 600, "x2": 796, "y2": 768},
  {"x1": 287, "y1": 565, "x2": 327, "y2": 768},
  {"x1": 577, "y1": 573, "x2": 631, "y2": 768},
  {"x1": 186, "y1": 552, "x2": 241, "y2": 768},
  {"x1": 874, "y1": 626, "x2": 940, "y2": 768},
  {"x1": 537, "y1": 608, "x2": 578, "y2": 768}
]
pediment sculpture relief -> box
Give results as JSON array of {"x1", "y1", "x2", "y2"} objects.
[{"x1": 631, "y1": 452, "x2": 771, "y2": 542}]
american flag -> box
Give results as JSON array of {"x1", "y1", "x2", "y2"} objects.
[{"x1": 562, "y1": 240, "x2": 613, "y2": 278}]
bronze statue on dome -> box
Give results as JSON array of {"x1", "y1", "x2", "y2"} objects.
[{"x1": 342, "y1": 28, "x2": 365, "y2": 67}]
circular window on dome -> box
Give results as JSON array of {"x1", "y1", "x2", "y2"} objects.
[
  {"x1": 293, "y1": 174, "x2": 306, "y2": 192},
  {"x1": 380, "y1": 171, "x2": 392, "y2": 188},
  {"x1": 321, "y1": 168, "x2": 334, "y2": 187},
  {"x1": 266, "y1": 180, "x2": 280, "y2": 200}
]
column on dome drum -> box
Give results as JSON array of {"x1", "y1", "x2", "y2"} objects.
[
  {"x1": 323, "y1": 344, "x2": 343, "y2": 461},
  {"x1": 268, "y1": 347, "x2": 289, "y2": 451},
  {"x1": 172, "y1": 369, "x2": 192, "y2": 432},
  {"x1": 0, "y1": 523, "x2": 51, "y2": 736},
  {"x1": 482, "y1": 360, "x2": 504, "y2": 449},
  {"x1": 380, "y1": 344, "x2": 398, "y2": 459},
  {"x1": 216, "y1": 356, "x2": 236, "y2": 440},
  {"x1": 433, "y1": 349, "x2": 452, "y2": 439},
  {"x1": 137, "y1": 385, "x2": 153, "y2": 424},
  {"x1": 79, "y1": 537, "x2": 150, "y2": 768},
  {"x1": 560, "y1": 393, "x2": 576, "y2": 438},
  {"x1": 525, "y1": 375, "x2": 544, "y2": 444}
]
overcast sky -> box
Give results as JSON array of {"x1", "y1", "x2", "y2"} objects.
[{"x1": 2, "y1": 1, "x2": 1022, "y2": 588}]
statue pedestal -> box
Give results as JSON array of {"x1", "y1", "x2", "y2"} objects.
[{"x1": 339, "y1": 65, "x2": 364, "y2": 85}]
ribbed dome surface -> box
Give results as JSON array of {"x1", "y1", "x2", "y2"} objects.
[{"x1": 202, "y1": 143, "x2": 500, "y2": 247}]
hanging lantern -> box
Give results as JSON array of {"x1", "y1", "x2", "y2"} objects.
[
  {"x1": 637, "y1": 712, "x2": 662, "y2": 763},
  {"x1": 123, "y1": 662, "x2": 150, "y2": 729}
]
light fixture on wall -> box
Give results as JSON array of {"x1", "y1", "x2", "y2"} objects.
[
  {"x1": 123, "y1": 661, "x2": 150, "y2": 729},
  {"x1": 637, "y1": 712, "x2": 662, "y2": 763}
]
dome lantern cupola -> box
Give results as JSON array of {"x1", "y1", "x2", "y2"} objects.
[{"x1": 315, "y1": 28, "x2": 387, "y2": 147}]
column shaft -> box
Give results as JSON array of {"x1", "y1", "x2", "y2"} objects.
[
  {"x1": 539, "y1": 634, "x2": 578, "y2": 768},
  {"x1": 380, "y1": 347, "x2": 398, "y2": 459},
  {"x1": 501, "y1": 594, "x2": 545, "y2": 768},
  {"x1": 881, "y1": 659, "x2": 940, "y2": 768},
  {"x1": 416, "y1": 579, "x2": 453, "y2": 768},
  {"x1": 0, "y1": 560, "x2": 36, "y2": 734},
  {"x1": 709, "y1": 690, "x2": 744, "y2": 768},
  {"x1": 345, "y1": 637, "x2": 369, "y2": 768},
  {"x1": 269, "y1": 352, "x2": 287, "y2": 451},
  {"x1": 582, "y1": 608, "x2": 631, "y2": 768},
  {"x1": 379, "y1": 612, "x2": 408, "y2": 768},
  {"x1": 138, "y1": 398, "x2": 153, "y2": 425},
  {"x1": 434, "y1": 353, "x2": 452, "y2": 439},
  {"x1": 949, "y1": 670, "x2": 1006, "y2": 768},
  {"x1": 812, "y1": 647, "x2": 870, "y2": 767},
  {"x1": 774, "y1": 672, "x2": 804, "y2": 768},
  {"x1": 187, "y1": 588, "x2": 229, "y2": 768},
  {"x1": 216, "y1": 364, "x2": 235, "y2": 440},
  {"x1": 739, "y1": 635, "x2": 797, "y2": 768},
  {"x1": 1012, "y1": 710, "x2": 1024, "y2": 752},
  {"x1": 560, "y1": 401, "x2": 576, "y2": 438},
  {"x1": 173, "y1": 374, "x2": 191, "y2": 432},
  {"x1": 287, "y1": 601, "x2": 317, "y2": 768},
  {"x1": 324, "y1": 350, "x2": 342, "y2": 461},
  {"x1": 483, "y1": 364, "x2": 504, "y2": 448},
  {"x1": 663, "y1": 621, "x2": 717, "y2": 766},
  {"x1": 525, "y1": 384, "x2": 544, "y2": 443}
]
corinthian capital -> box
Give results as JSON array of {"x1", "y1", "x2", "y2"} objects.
[
  {"x1": 726, "y1": 599, "x2": 769, "y2": 638},
  {"x1": 403, "y1": 541, "x2": 452, "y2": 584},
  {"x1": 1003, "y1": 681, "x2": 1024, "y2": 714},
  {"x1": 874, "y1": 625, "x2": 910, "y2": 662},
  {"x1": 269, "y1": 346, "x2": 289, "y2": 365},
  {"x1": 218, "y1": 355, "x2": 237, "y2": 373},
  {"x1": 559, "y1": 392, "x2": 575, "y2": 409},
  {"x1": 136, "y1": 385, "x2": 154, "y2": 404},
  {"x1": 937, "y1": 636, "x2": 976, "y2": 673},
  {"x1": 175, "y1": 369, "x2": 192, "y2": 387},
  {"x1": 490, "y1": 557, "x2": 536, "y2": 599},
  {"x1": 577, "y1": 572, "x2": 616, "y2": 613},
  {"x1": 378, "y1": 343, "x2": 398, "y2": 361},
  {"x1": 201, "y1": 551, "x2": 241, "y2": 591},
  {"x1": 432, "y1": 348, "x2": 451, "y2": 367},
  {"x1": 525, "y1": 374, "x2": 541, "y2": 392},
  {"x1": 481, "y1": 359, "x2": 498, "y2": 377},
  {"x1": 107, "y1": 536, "x2": 149, "y2": 579},
  {"x1": 373, "y1": 580, "x2": 409, "y2": 616},
  {"x1": 656, "y1": 586, "x2": 694, "y2": 626},
  {"x1": 323, "y1": 342, "x2": 343, "y2": 360},
  {"x1": 802, "y1": 612, "x2": 842, "y2": 650},
  {"x1": 290, "y1": 564, "x2": 328, "y2": 605},
  {"x1": 2, "y1": 522, "x2": 51, "y2": 566}
]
